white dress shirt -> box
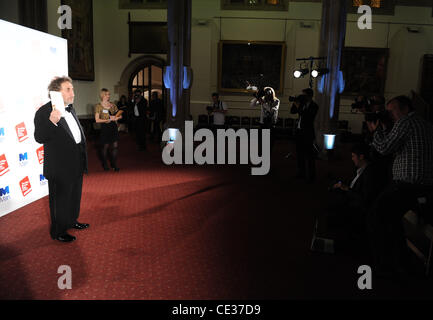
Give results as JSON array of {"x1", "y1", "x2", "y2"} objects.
[
  {"x1": 63, "y1": 106, "x2": 82, "y2": 144},
  {"x1": 349, "y1": 165, "x2": 367, "y2": 189}
]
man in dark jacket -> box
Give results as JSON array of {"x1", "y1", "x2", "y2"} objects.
[
  {"x1": 291, "y1": 88, "x2": 319, "y2": 183},
  {"x1": 325, "y1": 143, "x2": 387, "y2": 250},
  {"x1": 131, "y1": 89, "x2": 148, "y2": 151},
  {"x1": 34, "y1": 76, "x2": 89, "y2": 242}
]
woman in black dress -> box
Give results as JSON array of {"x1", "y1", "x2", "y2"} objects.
[{"x1": 94, "y1": 88, "x2": 122, "y2": 171}]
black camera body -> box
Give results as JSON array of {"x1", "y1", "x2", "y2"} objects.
[
  {"x1": 289, "y1": 94, "x2": 308, "y2": 105},
  {"x1": 253, "y1": 87, "x2": 266, "y2": 100},
  {"x1": 351, "y1": 96, "x2": 371, "y2": 110}
]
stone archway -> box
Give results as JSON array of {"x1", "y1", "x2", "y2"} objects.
[{"x1": 114, "y1": 55, "x2": 166, "y2": 99}]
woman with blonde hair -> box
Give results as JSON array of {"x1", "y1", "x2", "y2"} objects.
[
  {"x1": 250, "y1": 86, "x2": 280, "y2": 151},
  {"x1": 94, "y1": 88, "x2": 122, "y2": 171}
]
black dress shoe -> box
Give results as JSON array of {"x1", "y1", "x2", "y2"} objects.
[
  {"x1": 72, "y1": 222, "x2": 90, "y2": 230},
  {"x1": 55, "y1": 233, "x2": 76, "y2": 242}
]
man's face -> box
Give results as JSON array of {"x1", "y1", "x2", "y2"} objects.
[
  {"x1": 386, "y1": 101, "x2": 407, "y2": 123},
  {"x1": 60, "y1": 81, "x2": 74, "y2": 106},
  {"x1": 351, "y1": 153, "x2": 361, "y2": 168},
  {"x1": 212, "y1": 95, "x2": 218, "y2": 104}
]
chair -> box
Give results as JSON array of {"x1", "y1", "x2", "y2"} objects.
[
  {"x1": 229, "y1": 116, "x2": 241, "y2": 128},
  {"x1": 251, "y1": 117, "x2": 261, "y2": 128},
  {"x1": 241, "y1": 116, "x2": 251, "y2": 128},
  {"x1": 197, "y1": 114, "x2": 209, "y2": 129},
  {"x1": 284, "y1": 118, "x2": 295, "y2": 137},
  {"x1": 404, "y1": 194, "x2": 433, "y2": 276}
]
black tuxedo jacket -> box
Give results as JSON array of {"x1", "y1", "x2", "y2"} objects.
[
  {"x1": 34, "y1": 101, "x2": 88, "y2": 180},
  {"x1": 346, "y1": 164, "x2": 386, "y2": 210},
  {"x1": 131, "y1": 98, "x2": 148, "y2": 120},
  {"x1": 291, "y1": 101, "x2": 319, "y2": 140}
]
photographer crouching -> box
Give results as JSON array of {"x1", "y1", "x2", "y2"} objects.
[
  {"x1": 366, "y1": 95, "x2": 433, "y2": 278},
  {"x1": 250, "y1": 86, "x2": 280, "y2": 152},
  {"x1": 290, "y1": 88, "x2": 319, "y2": 183}
]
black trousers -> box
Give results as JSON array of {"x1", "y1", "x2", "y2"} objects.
[
  {"x1": 366, "y1": 181, "x2": 433, "y2": 269},
  {"x1": 48, "y1": 174, "x2": 83, "y2": 238},
  {"x1": 295, "y1": 130, "x2": 316, "y2": 180},
  {"x1": 134, "y1": 117, "x2": 147, "y2": 149}
]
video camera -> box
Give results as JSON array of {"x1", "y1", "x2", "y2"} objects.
[{"x1": 289, "y1": 94, "x2": 308, "y2": 106}]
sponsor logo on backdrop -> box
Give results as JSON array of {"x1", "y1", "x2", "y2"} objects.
[
  {"x1": 19, "y1": 152, "x2": 29, "y2": 167},
  {"x1": 0, "y1": 127, "x2": 5, "y2": 142},
  {"x1": 36, "y1": 146, "x2": 44, "y2": 164},
  {"x1": 0, "y1": 154, "x2": 10, "y2": 176},
  {"x1": 0, "y1": 186, "x2": 11, "y2": 202},
  {"x1": 19, "y1": 176, "x2": 32, "y2": 197},
  {"x1": 40, "y1": 174, "x2": 48, "y2": 186},
  {"x1": 15, "y1": 122, "x2": 29, "y2": 143}
]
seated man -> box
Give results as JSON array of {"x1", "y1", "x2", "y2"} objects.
[{"x1": 324, "y1": 143, "x2": 387, "y2": 251}]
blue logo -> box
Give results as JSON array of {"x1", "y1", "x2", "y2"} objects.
[
  {"x1": 0, "y1": 127, "x2": 4, "y2": 143},
  {"x1": 40, "y1": 174, "x2": 48, "y2": 186},
  {"x1": 19, "y1": 152, "x2": 29, "y2": 166},
  {"x1": 0, "y1": 186, "x2": 11, "y2": 202}
]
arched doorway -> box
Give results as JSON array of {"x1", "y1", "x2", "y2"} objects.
[
  {"x1": 115, "y1": 55, "x2": 166, "y2": 102},
  {"x1": 129, "y1": 64, "x2": 164, "y2": 102}
]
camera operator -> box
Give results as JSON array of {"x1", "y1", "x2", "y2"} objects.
[
  {"x1": 250, "y1": 86, "x2": 280, "y2": 152},
  {"x1": 131, "y1": 89, "x2": 148, "y2": 151},
  {"x1": 290, "y1": 88, "x2": 319, "y2": 183},
  {"x1": 359, "y1": 95, "x2": 394, "y2": 184},
  {"x1": 207, "y1": 92, "x2": 228, "y2": 130},
  {"x1": 366, "y1": 95, "x2": 433, "y2": 276}
]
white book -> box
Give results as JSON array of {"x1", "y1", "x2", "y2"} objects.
[{"x1": 50, "y1": 91, "x2": 66, "y2": 117}]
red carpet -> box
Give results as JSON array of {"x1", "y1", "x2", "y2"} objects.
[{"x1": 0, "y1": 133, "x2": 432, "y2": 300}]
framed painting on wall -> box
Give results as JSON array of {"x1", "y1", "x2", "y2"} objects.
[
  {"x1": 218, "y1": 40, "x2": 286, "y2": 94},
  {"x1": 61, "y1": 0, "x2": 95, "y2": 81},
  {"x1": 341, "y1": 47, "x2": 389, "y2": 96}
]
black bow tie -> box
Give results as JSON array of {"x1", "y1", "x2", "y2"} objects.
[{"x1": 65, "y1": 105, "x2": 73, "y2": 113}]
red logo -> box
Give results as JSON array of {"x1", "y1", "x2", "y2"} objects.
[
  {"x1": 15, "y1": 122, "x2": 29, "y2": 142},
  {"x1": 19, "y1": 176, "x2": 32, "y2": 197},
  {"x1": 36, "y1": 146, "x2": 44, "y2": 164},
  {"x1": 0, "y1": 154, "x2": 10, "y2": 176}
]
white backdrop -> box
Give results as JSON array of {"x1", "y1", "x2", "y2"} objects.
[{"x1": 0, "y1": 19, "x2": 68, "y2": 218}]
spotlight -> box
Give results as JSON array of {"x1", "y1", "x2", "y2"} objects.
[
  {"x1": 293, "y1": 68, "x2": 309, "y2": 78},
  {"x1": 311, "y1": 67, "x2": 329, "y2": 78}
]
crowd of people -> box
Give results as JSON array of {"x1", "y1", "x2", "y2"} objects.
[
  {"x1": 36, "y1": 75, "x2": 433, "y2": 282},
  {"x1": 324, "y1": 94, "x2": 433, "y2": 279},
  {"x1": 92, "y1": 88, "x2": 166, "y2": 171}
]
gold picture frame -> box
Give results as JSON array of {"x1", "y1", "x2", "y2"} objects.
[{"x1": 218, "y1": 40, "x2": 286, "y2": 95}]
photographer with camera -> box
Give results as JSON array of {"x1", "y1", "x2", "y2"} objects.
[
  {"x1": 207, "y1": 92, "x2": 228, "y2": 130},
  {"x1": 250, "y1": 86, "x2": 280, "y2": 152},
  {"x1": 366, "y1": 95, "x2": 433, "y2": 277},
  {"x1": 290, "y1": 88, "x2": 319, "y2": 183},
  {"x1": 131, "y1": 89, "x2": 149, "y2": 151}
]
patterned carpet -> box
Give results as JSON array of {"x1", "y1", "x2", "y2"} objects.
[{"x1": 0, "y1": 133, "x2": 432, "y2": 300}]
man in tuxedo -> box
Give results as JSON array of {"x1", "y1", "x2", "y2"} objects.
[
  {"x1": 131, "y1": 89, "x2": 148, "y2": 151},
  {"x1": 325, "y1": 143, "x2": 387, "y2": 251},
  {"x1": 290, "y1": 88, "x2": 319, "y2": 183},
  {"x1": 34, "y1": 76, "x2": 89, "y2": 243}
]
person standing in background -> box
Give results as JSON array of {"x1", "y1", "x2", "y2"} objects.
[
  {"x1": 131, "y1": 89, "x2": 148, "y2": 151},
  {"x1": 94, "y1": 88, "x2": 122, "y2": 172}
]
